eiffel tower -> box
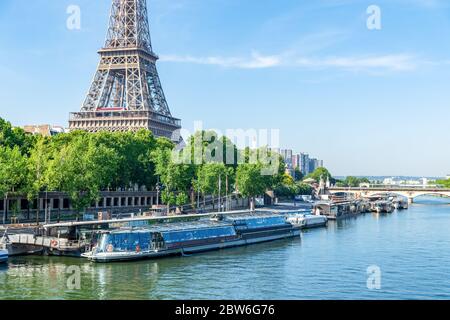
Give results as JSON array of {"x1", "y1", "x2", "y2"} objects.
[{"x1": 69, "y1": 0, "x2": 181, "y2": 142}]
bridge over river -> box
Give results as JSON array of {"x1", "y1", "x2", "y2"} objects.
[{"x1": 329, "y1": 186, "x2": 450, "y2": 203}]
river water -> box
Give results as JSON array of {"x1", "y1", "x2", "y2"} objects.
[{"x1": 1, "y1": 196, "x2": 449, "y2": 300}]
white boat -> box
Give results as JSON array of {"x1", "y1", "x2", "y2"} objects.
[
  {"x1": 371, "y1": 200, "x2": 394, "y2": 214},
  {"x1": 287, "y1": 214, "x2": 328, "y2": 229},
  {"x1": 392, "y1": 197, "x2": 408, "y2": 210}
]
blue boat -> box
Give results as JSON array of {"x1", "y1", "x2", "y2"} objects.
[
  {"x1": 0, "y1": 232, "x2": 8, "y2": 263},
  {"x1": 82, "y1": 214, "x2": 301, "y2": 262},
  {"x1": 0, "y1": 247, "x2": 8, "y2": 264}
]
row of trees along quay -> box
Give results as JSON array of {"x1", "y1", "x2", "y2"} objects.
[{"x1": 0, "y1": 117, "x2": 329, "y2": 222}]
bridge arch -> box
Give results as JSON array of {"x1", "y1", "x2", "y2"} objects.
[
  {"x1": 367, "y1": 191, "x2": 409, "y2": 198},
  {"x1": 329, "y1": 188, "x2": 450, "y2": 204},
  {"x1": 410, "y1": 192, "x2": 450, "y2": 199}
]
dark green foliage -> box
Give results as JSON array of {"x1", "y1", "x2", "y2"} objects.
[
  {"x1": 335, "y1": 176, "x2": 371, "y2": 187},
  {"x1": 0, "y1": 117, "x2": 291, "y2": 213}
]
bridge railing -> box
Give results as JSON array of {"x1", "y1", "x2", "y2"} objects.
[{"x1": 331, "y1": 185, "x2": 448, "y2": 190}]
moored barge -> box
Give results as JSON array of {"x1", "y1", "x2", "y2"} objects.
[
  {"x1": 82, "y1": 214, "x2": 301, "y2": 262},
  {"x1": 371, "y1": 200, "x2": 394, "y2": 214}
]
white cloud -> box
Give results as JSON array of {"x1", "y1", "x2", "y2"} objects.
[
  {"x1": 161, "y1": 51, "x2": 420, "y2": 72},
  {"x1": 160, "y1": 51, "x2": 281, "y2": 69},
  {"x1": 295, "y1": 54, "x2": 417, "y2": 71}
]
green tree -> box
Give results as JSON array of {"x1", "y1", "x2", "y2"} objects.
[
  {"x1": 293, "y1": 167, "x2": 304, "y2": 181},
  {"x1": 26, "y1": 136, "x2": 52, "y2": 222},
  {"x1": 46, "y1": 135, "x2": 120, "y2": 218},
  {"x1": 88, "y1": 129, "x2": 162, "y2": 189},
  {"x1": 305, "y1": 167, "x2": 333, "y2": 183},
  {"x1": 0, "y1": 146, "x2": 29, "y2": 223},
  {"x1": 197, "y1": 163, "x2": 234, "y2": 210},
  {"x1": 436, "y1": 179, "x2": 450, "y2": 188},
  {"x1": 345, "y1": 176, "x2": 360, "y2": 187},
  {"x1": 0, "y1": 117, "x2": 35, "y2": 155},
  {"x1": 335, "y1": 176, "x2": 371, "y2": 187},
  {"x1": 236, "y1": 163, "x2": 268, "y2": 211},
  {"x1": 274, "y1": 172, "x2": 311, "y2": 198},
  {"x1": 296, "y1": 182, "x2": 313, "y2": 195},
  {"x1": 152, "y1": 147, "x2": 194, "y2": 213},
  {"x1": 0, "y1": 146, "x2": 28, "y2": 195}
]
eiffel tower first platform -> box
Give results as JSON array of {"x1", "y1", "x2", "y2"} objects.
[{"x1": 69, "y1": 0, "x2": 181, "y2": 142}]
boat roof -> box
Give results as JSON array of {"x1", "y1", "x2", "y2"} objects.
[
  {"x1": 106, "y1": 220, "x2": 235, "y2": 235},
  {"x1": 224, "y1": 213, "x2": 287, "y2": 220},
  {"x1": 101, "y1": 213, "x2": 288, "y2": 235},
  {"x1": 42, "y1": 209, "x2": 253, "y2": 229}
]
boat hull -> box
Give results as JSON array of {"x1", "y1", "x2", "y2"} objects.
[
  {"x1": 287, "y1": 214, "x2": 328, "y2": 229},
  {"x1": 6, "y1": 244, "x2": 43, "y2": 256}
]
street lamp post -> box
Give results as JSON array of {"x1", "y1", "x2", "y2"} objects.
[
  {"x1": 2, "y1": 193, "x2": 8, "y2": 226},
  {"x1": 225, "y1": 174, "x2": 229, "y2": 212},
  {"x1": 218, "y1": 174, "x2": 221, "y2": 213},
  {"x1": 45, "y1": 190, "x2": 48, "y2": 224},
  {"x1": 196, "y1": 181, "x2": 200, "y2": 213},
  {"x1": 156, "y1": 176, "x2": 162, "y2": 208},
  {"x1": 156, "y1": 185, "x2": 160, "y2": 207}
]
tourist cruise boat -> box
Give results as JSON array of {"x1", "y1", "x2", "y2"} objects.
[{"x1": 82, "y1": 214, "x2": 301, "y2": 262}]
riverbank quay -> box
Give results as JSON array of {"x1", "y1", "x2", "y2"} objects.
[{"x1": 0, "y1": 191, "x2": 251, "y2": 225}]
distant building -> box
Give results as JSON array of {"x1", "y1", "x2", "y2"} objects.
[
  {"x1": 383, "y1": 177, "x2": 430, "y2": 186},
  {"x1": 292, "y1": 154, "x2": 301, "y2": 169},
  {"x1": 405, "y1": 179, "x2": 421, "y2": 185},
  {"x1": 383, "y1": 177, "x2": 397, "y2": 185},
  {"x1": 300, "y1": 153, "x2": 310, "y2": 175},
  {"x1": 318, "y1": 160, "x2": 324, "y2": 168},
  {"x1": 269, "y1": 148, "x2": 324, "y2": 176},
  {"x1": 280, "y1": 149, "x2": 293, "y2": 168},
  {"x1": 309, "y1": 158, "x2": 322, "y2": 174},
  {"x1": 23, "y1": 124, "x2": 67, "y2": 137}
]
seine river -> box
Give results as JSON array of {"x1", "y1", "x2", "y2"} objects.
[{"x1": 1, "y1": 196, "x2": 449, "y2": 300}]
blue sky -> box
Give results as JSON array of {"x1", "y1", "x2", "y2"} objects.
[{"x1": 0, "y1": 0, "x2": 449, "y2": 177}]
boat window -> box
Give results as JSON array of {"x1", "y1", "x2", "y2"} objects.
[
  {"x1": 227, "y1": 216, "x2": 287, "y2": 229},
  {"x1": 98, "y1": 232, "x2": 152, "y2": 252},
  {"x1": 161, "y1": 226, "x2": 236, "y2": 244}
]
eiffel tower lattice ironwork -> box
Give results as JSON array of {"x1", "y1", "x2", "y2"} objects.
[{"x1": 69, "y1": 0, "x2": 181, "y2": 141}]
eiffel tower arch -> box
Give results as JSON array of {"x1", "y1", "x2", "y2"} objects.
[{"x1": 69, "y1": 0, "x2": 181, "y2": 142}]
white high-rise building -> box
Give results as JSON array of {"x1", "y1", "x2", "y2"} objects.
[
  {"x1": 280, "y1": 149, "x2": 293, "y2": 168},
  {"x1": 300, "y1": 153, "x2": 310, "y2": 175}
]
